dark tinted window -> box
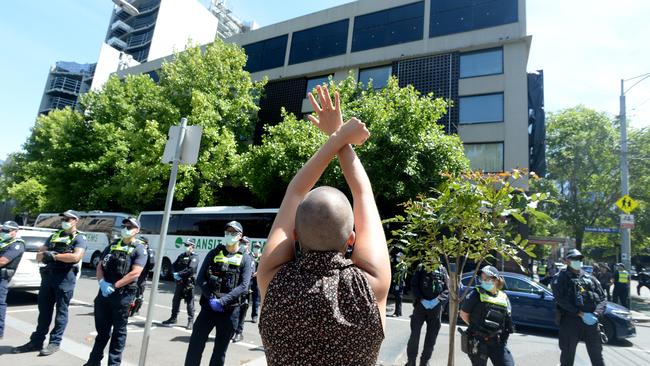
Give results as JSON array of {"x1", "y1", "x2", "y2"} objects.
[
  {"x1": 430, "y1": 0, "x2": 518, "y2": 37},
  {"x1": 352, "y1": 1, "x2": 424, "y2": 52},
  {"x1": 460, "y1": 48, "x2": 503, "y2": 78},
  {"x1": 79, "y1": 216, "x2": 115, "y2": 235},
  {"x1": 175, "y1": 214, "x2": 233, "y2": 236},
  {"x1": 139, "y1": 214, "x2": 179, "y2": 235},
  {"x1": 230, "y1": 213, "x2": 276, "y2": 239},
  {"x1": 459, "y1": 93, "x2": 504, "y2": 124},
  {"x1": 504, "y1": 276, "x2": 536, "y2": 293},
  {"x1": 243, "y1": 35, "x2": 288, "y2": 73},
  {"x1": 289, "y1": 20, "x2": 349, "y2": 65}
]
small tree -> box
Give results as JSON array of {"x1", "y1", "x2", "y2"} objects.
[{"x1": 389, "y1": 171, "x2": 552, "y2": 366}]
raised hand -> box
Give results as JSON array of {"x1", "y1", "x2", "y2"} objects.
[
  {"x1": 307, "y1": 85, "x2": 343, "y2": 136},
  {"x1": 336, "y1": 117, "x2": 370, "y2": 146}
]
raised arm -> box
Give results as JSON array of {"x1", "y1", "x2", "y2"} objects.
[{"x1": 257, "y1": 89, "x2": 369, "y2": 300}]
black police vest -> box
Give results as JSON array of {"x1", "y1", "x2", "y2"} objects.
[
  {"x1": 571, "y1": 274, "x2": 601, "y2": 313},
  {"x1": 419, "y1": 269, "x2": 445, "y2": 300},
  {"x1": 174, "y1": 253, "x2": 196, "y2": 274},
  {"x1": 46, "y1": 230, "x2": 78, "y2": 270},
  {"x1": 102, "y1": 240, "x2": 136, "y2": 287},
  {"x1": 474, "y1": 287, "x2": 510, "y2": 336},
  {"x1": 0, "y1": 238, "x2": 24, "y2": 274},
  {"x1": 206, "y1": 246, "x2": 244, "y2": 295}
]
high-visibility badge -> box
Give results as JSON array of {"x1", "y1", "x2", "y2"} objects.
[{"x1": 616, "y1": 195, "x2": 639, "y2": 214}]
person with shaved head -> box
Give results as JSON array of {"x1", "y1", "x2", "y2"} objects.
[{"x1": 257, "y1": 85, "x2": 391, "y2": 365}]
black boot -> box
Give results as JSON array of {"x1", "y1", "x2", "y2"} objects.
[{"x1": 162, "y1": 316, "x2": 177, "y2": 326}]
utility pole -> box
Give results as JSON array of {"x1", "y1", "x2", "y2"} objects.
[{"x1": 619, "y1": 79, "x2": 631, "y2": 271}]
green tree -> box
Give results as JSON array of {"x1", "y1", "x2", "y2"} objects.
[
  {"x1": 545, "y1": 106, "x2": 620, "y2": 249},
  {"x1": 7, "y1": 178, "x2": 46, "y2": 218},
  {"x1": 389, "y1": 171, "x2": 551, "y2": 366},
  {"x1": 242, "y1": 76, "x2": 469, "y2": 211}
]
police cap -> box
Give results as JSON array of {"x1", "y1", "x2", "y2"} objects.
[
  {"x1": 183, "y1": 239, "x2": 196, "y2": 247},
  {"x1": 565, "y1": 249, "x2": 584, "y2": 260},
  {"x1": 59, "y1": 210, "x2": 80, "y2": 220},
  {"x1": 2, "y1": 221, "x2": 20, "y2": 231},
  {"x1": 225, "y1": 221, "x2": 243, "y2": 233},
  {"x1": 122, "y1": 217, "x2": 141, "y2": 229},
  {"x1": 481, "y1": 265, "x2": 500, "y2": 279}
]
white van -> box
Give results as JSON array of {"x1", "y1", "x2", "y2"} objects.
[
  {"x1": 9, "y1": 226, "x2": 82, "y2": 290},
  {"x1": 34, "y1": 211, "x2": 134, "y2": 267},
  {"x1": 138, "y1": 206, "x2": 277, "y2": 280}
]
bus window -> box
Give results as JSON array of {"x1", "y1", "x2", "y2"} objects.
[
  {"x1": 139, "y1": 214, "x2": 180, "y2": 235},
  {"x1": 34, "y1": 215, "x2": 60, "y2": 229},
  {"x1": 231, "y1": 213, "x2": 275, "y2": 238},
  {"x1": 80, "y1": 216, "x2": 115, "y2": 235},
  {"x1": 176, "y1": 214, "x2": 232, "y2": 236}
]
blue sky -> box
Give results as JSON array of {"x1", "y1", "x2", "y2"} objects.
[{"x1": 1, "y1": 0, "x2": 649, "y2": 161}]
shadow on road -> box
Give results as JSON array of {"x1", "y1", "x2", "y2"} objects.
[
  {"x1": 6, "y1": 290, "x2": 38, "y2": 305},
  {"x1": 0, "y1": 345, "x2": 15, "y2": 356}
]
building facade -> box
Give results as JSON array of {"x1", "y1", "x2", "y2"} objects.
[
  {"x1": 37, "y1": 61, "x2": 96, "y2": 115},
  {"x1": 119, "y1": 0, "x2": 544, "y2": 174}
]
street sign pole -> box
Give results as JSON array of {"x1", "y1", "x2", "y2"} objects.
[
  {"x1": 138, "y1": 117, "x2": 188, "y2": 366},
  {"x1": 619, "y1": 79, "x2": 632, "y2": 271}
]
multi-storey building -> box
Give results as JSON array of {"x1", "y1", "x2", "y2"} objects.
[{"x1": 120, "y1": 0, "x2": 545, "y2": 173}]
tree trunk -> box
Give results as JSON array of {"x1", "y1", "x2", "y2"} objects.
[
  {"x1": 447, "y1": 273, "x2": 458, "y2": 366},
  {"x1": 575, "y1": 227, "x2": 584, "y2": 250}
]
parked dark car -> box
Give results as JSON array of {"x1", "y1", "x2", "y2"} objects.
[{"x1": 458, "y1": 272, "x2": 636, "y2": 343}]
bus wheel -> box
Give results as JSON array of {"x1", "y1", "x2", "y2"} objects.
[
  {"x1": 91, "y1": 251, "x2": 102, "y2": 268},
  {"x1": 161, "y1": 258, "x2": 173, "y2": 280}
]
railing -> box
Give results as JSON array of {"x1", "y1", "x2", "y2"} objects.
[
  {"x1": 49, "y1": 96, "x2": 77, "y2": 110},
  {"x1": 48, "y1": 76, "x2": 81, "y2": 94},
  {"x1": 127, "y1": 31, "x2": 153, "y2": 48},
  {"x1": 129, "y1": 13, "x2": 157, "y2": 30}
]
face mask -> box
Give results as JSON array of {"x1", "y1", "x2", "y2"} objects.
[
  {"x1": 61, "y1": 221, "x2": 72, "y2": 231},
  {"x1": 0, "y1": 232, "x2": 11, "y2": 241},
  {"x1": 481, "y1": 281, "x2": 495, "y2": 291},
  {"x1": 186, "y1": 246, "x2": 193, "y2": 254},
  {"x1": 121, "y1": 228, "x2": 136, "y2": 239},
  {"x1": 224, "y1": 234, "x2": 239, "y2": 246},
  {"x1": 570, "y1": 260, "x2": 582, "y2": 270}
]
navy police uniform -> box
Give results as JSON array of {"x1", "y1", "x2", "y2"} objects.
[
  {"x1": 0, "y1": 221, "x2": 25, "y2": 339},
  {"x1": 130, "y1": 243, "x2": 155, "y2": 316},
  {"x1": 552, "y1": 250, "x2": 606, "y2": 366},
  {"x1": 184, "y1": 243, "x2": 252, "y2": 366},
  {"x1": 461, "y1": 286, "x2": 515, "y2": 366},
  {"x1": 405, "y1": 264, "x2": 449, "y2": 366},
  {"x1": 26, "y1": 223, "x2": 87, "y2": 351},
  {"x1": 86, "y1": 238, "x2": 147, "y2": 366},
  {"x1": 164, "y1": 247, "x2": 199, "y2": 328}
]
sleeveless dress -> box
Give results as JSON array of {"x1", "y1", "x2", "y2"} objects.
[{"x1": 259, "y1": 250, "x2": 384, "y2": 365}]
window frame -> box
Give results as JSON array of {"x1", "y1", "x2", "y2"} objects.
[
  {"x1": 305, "y1": 75, "x2": 332, "y2": 97},
  {"x1": 351, "y1": 1, "x2": 425, "y2": 53},
  {"x1": 357, "y1": 64, "x2": 393, "y2": 90},
  {"x1": 463, "y1": 141, "x2": 505, "y2": 173},
  {"x1": 459, "y1": 92, "x2": 505, "y2": 125},
  {"x1": 459, "y1": 47, "x2": 504, "y2": 79}
]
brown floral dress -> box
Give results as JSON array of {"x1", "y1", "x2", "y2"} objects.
[{"x1": 259, "y1": 250, "x2": 384, "y2": 366}]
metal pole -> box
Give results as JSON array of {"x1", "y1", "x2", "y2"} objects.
[
  {"x1": 619, "y1": 80, "x2": 631, "y2": 271},
  {"x1": 138, "y1": 117, "x2": 188, "y2": 366}
]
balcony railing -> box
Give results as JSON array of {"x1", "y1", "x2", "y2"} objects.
[
  {"x1": 49, "y1": 96, "x2": 77, "y2": 110},
  {"x1": 48, "y1": 76, "x2": 81, "y2": 94},
  {"x1": 111, "y1": 19, "x2": 133, "y2": 33},
  {"x1": 127, "y1": 31, "x2": 152, "y2": 48},
  {"x1": 108, "y1": 36, "x2": 128, "y2": 49}
]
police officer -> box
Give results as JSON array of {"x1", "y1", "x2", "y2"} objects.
[
  {"x1": 1, "y1": 221, "x2": 25, "y2": 340},
  {"x1": 232, "y1": 236, "x2": 253, "y2": 342},
  {"x1": 552, "y1": 249, "x2": 606, "y2": 366},
  {"x1": 184, "y1": 221, "x2": 252, "y2": 366},
  {"x1": 460, "y1": 266, "x2": 515, "y2": 366},
  {"x1": 389, "y1": 252, "x2": 408, "y2": 318},
  {"x1": 13, "y1": 210, "x2": 87, "y2": 356},
  {"x1": 537, "y1": 260, "x2": 548, "y2": 282},
  {"x1": 162, "y1": 239, "x2": 199, "y2": 330},
  {"x1": 84, "y1": 217, "x2": 147, "y2": 366},
  {"x1": 638, "y1": 267, "x2": 650, "y2": 296},
  {"x1": 612, "y1": 263, "x2": 630, "y2": 308},
  {"x1": 129, "y1": 236, "x2": 155, "y2": 317},
  {"x1": 405, "y1": 263, "x2": 449, "y2": 366},
  {"x1": 249, "y1": 242, "x2": 262, "y2": 323}
]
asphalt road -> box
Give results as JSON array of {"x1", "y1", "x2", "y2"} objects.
[{"x1": 2, "y1": 269, "x2": 650, "y2": 366}]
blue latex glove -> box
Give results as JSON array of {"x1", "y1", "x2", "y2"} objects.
[
  {"x1": 209, "y1": 297, "x2": 224, "y2": 312},
  {"x1": 99, "y1": 279, "x2": 115, "y2": 297},
  {"x1": 420, "y1": 299, "x2": 433, "y2": 309},
  {"x1": 581, "y1": 312, "x2": 598, "y2": 326},
  {"x1": 430, "y1": 298, "x2": 441, "y2": 309},
  {"x1": 173, "y1": 272, "x2": 181, "y2": 281}
]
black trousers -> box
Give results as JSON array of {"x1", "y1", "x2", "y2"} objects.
[
  {"x1": 392, "y1": 285, "x2": 404, "y2": 316},
  {"x1": 87, "y1": 289, "x2": 136, "y2": 366},
  {"x1": 600, "y1": 282, "x2": 611, "y2": 301},
  {"x1": 406, "y1": 301, "x2": 442, "y2": 365},
  {"x1": 558, "y1": 315, "x2": 604, "y2": 366},
  {"x1": 250, "y1": 278, "x2": 259, "y2": 319},
  {"x1": 236, "y1": 298, "x2": 249, "y2": 334},
  {"x1": 468, "y1": 337, "x2": 515, "y2": 366},
  {"x1": 184, "y1": 306, "x2": 240, "y2": 366},
  {"x1": 171, "y1": 284, "x2": 195, "y2": 322},
  {"x1": 612, "y1": 284, "x2": 629, "y2": 308}
]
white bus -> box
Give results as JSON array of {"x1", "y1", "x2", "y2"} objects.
[
  {"x1": 137, "y1": 206, "x2": 278, "y2": 280},
  {"x1": 34, "y1": 211, "x2": 134, "y2": 267}
]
